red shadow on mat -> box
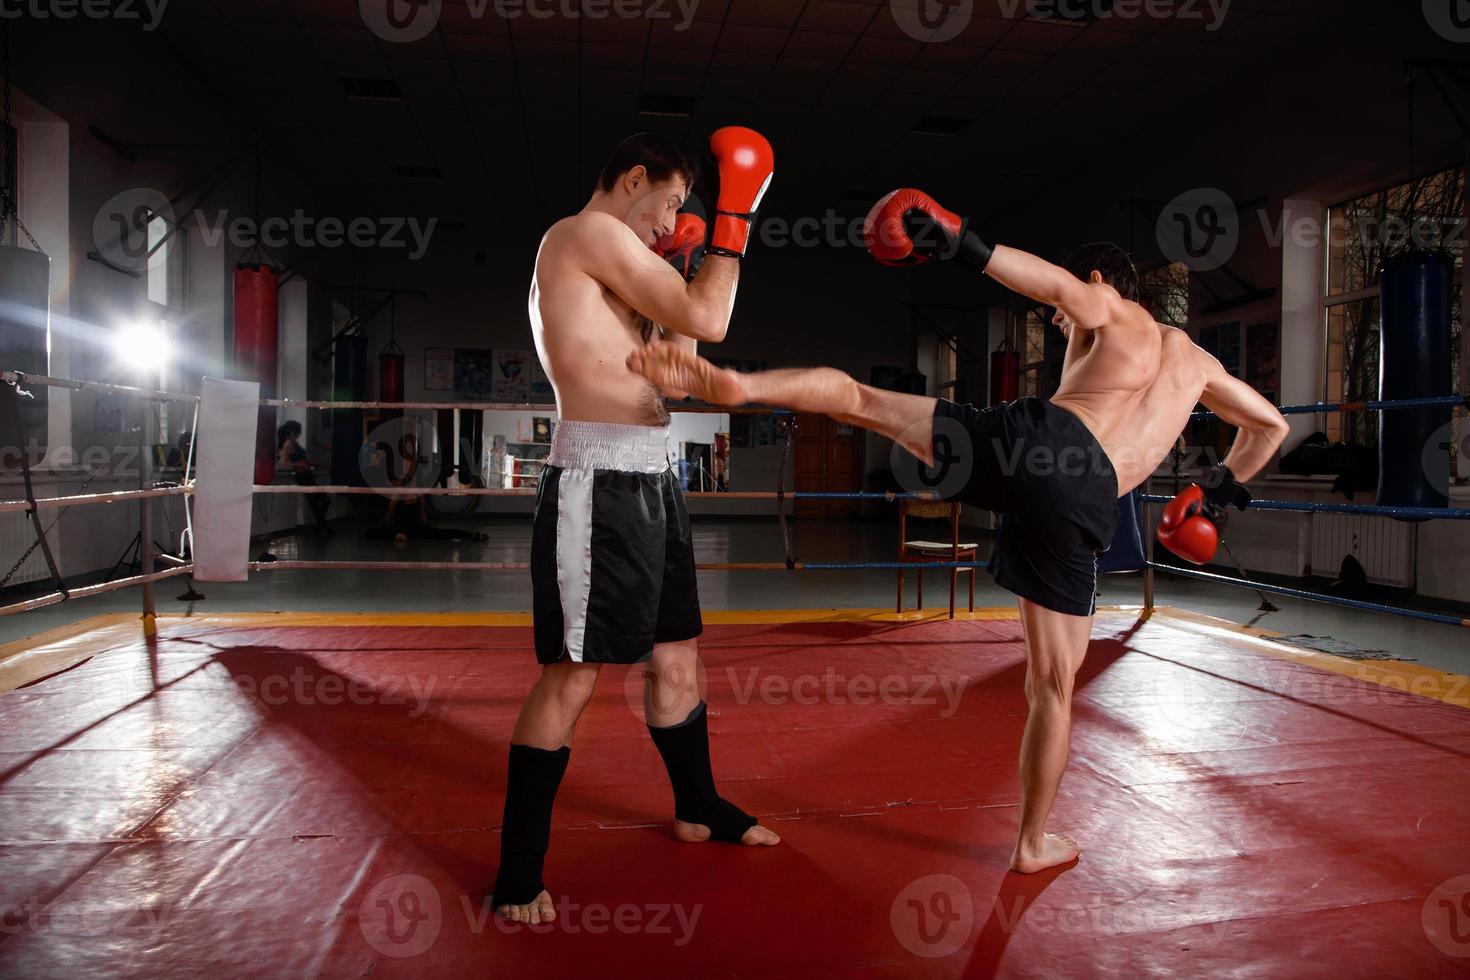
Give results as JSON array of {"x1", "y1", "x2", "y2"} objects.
[{"x1": 962, "y1": 862, "x2": 1078, "y2": 978}]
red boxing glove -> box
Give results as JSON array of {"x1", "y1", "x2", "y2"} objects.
[
  {"x1": 652, "y1": 212, "x2": 706, "y2": 281},
  {"x1": 707, "y1": 126, "x2": 774, "y2": 258},
  {"x1": 863, "y1": 188, "x2": 994, "y2": 272},
  {"x1": 1156, "y1": 484, "x2": 1222, "y2": 565}
]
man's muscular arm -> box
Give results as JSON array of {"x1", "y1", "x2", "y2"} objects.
[
  {"x1": 1197, "y1": 348, "x2": 1290, "y2": 482},
  {"x1": 574, "y1": 213, "x2": 738, "y2": 343},
  {"x1": 984, "y1": 245, "x2": 1113, "y2": 331},
  {"x1": 862, "y1": 190, "x2": 1112, "y2": 329}
]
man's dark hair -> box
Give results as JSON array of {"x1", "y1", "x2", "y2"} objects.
[
  {"x1": 1061, "y1": 242, "x2": 1140, "y2": 302},
  {"x1": 277, "y1": 420, "x2": 302, "y2": 448},
  {"x1": 596, "y1": 132, "x2": 694, "y2": 195}
]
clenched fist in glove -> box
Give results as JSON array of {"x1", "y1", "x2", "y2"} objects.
[
  {"x1": 1156, "y1": 464, "x2": 1252, "y2": 565},
  {"x1": 862, "y1": 188, "x2": 993, "y2": 272}
]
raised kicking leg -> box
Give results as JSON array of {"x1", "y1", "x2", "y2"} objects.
[
  {"x1": 493, "y1": 659, "x2": 602, "y2": 923},
  {"x1": 643, "y1": 637, "x2": 780, "y2": 846},
  {"x1": 1011, "y1": 596, "x2": 1093, "y2": 873},
  {"x1": 627, "y1": 343, "x2": 938, "y2": 464}
]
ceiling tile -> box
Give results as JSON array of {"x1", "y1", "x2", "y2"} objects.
[
  {"x1": 784, "y1": 30, "x2": 858, "y2": 60},
  {"x1": 718, "y1": 24, "x2": 792, "y2": 55},
  {"x1": 650, "y1": 18, "x2": 721, "y2": 49},
  {"x1": 848, "y1": 36, "x2": 921, "y2": 67},
  {"x1": 646, "y1": 46, "x2": 716, "y2": 73},
  {"x1": 972, "y1": 48, "x2": 1047, "y2": 77},
  {"x1": 797, "y1": 1, "x2": 879, "y2": 35},
  {"x1": 727, "y1": 0, "x2": 804, "y2": 29}
]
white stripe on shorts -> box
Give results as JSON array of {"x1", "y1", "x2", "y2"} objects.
[{"x1": 554, "y1": 468, "x2": 595, "y2": 663}]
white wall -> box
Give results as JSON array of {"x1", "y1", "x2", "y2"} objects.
[
  {"x1": 1418, "y1": 517, "x2": 1470, "y2": 600},
  {"x1": 2, "y1": 38, "x2": 358, "y2": 586}
]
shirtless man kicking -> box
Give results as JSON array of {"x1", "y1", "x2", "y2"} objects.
[
  {"x1": 628, "y1": 188, "x2": 1290, "y2": 875},
  {"x1": 490, "y1": 131, "x2": 780, "y2": 924}
]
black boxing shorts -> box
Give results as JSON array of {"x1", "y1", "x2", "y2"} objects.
[
  {"x1": 929, "y1": 397, "x2": 1119, "y2": 617},
  {"x1": 532, "y1": 421, "x2": 702, "y2": 664}
]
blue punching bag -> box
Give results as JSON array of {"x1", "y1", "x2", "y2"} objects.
[
  {"x1": 1377, "y1": 249, "x2": 1453, "y2": 515},
  {"x1": 1098, "y1": 489, "x2": 1146, "y2": 574}
]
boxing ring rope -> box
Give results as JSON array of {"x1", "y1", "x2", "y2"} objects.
[
  {"x1": 263, "y1": 396, "x2": 792, "y2": 416},
  {"x1": 1145, "y1": 388, "x2": 1470, "y2": 628},
  {"x1": 0, "y1": 566, "x2": 194, "y2": 619},
  {"x1": 1, "y1": 372, "x2": 795, "y2": 415},
  {"x1": 247, "y1": 559, "x2": 989, "y2": 574},
  {"x1": 0, "y1": 371, "x2": 200, "y2": 405},
  {"x1": 0, "y1": 486, "x2": 190, "y2": 514},
  {"x1": 1139, "y1": 496, "x2": 1470, "y2": 521},
  {"x1": 250, "y1": 485, "x2": 935, "y2": 502},
  {"x1": 9, "y1": 371, "x2": 1464, "y2": 418},
  {"x1": 1144, "y1": 562, "x2": 1470, "y2": 628},
  {"x1": 1188, "y1": 393, "x2": 1468, "y2": 420},
  {"x1": 4, "y1": 366, "x2": 1468, "y2": 634}
]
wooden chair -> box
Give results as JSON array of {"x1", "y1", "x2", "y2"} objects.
[{"x1": 897, "y1": 500, "x2": 977, "y2": 619}]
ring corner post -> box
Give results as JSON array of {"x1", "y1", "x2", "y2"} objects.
[
  {"x1": 1142, "y1": 477, "x2": 1156, "y2": 619},
  {"x1": 138, "y1": 392, "x2": 156, "y2": 623}
]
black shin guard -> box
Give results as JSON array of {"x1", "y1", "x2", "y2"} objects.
[
  {"x1": 491, "y1": 743, "x2": 571, "y2": 908},
  {"x1": 647, "y1": 701, "x2": 756, "y2": 843}
]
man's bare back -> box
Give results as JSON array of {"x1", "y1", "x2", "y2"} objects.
[
  {"x1": 1039, "y1": 272, "x2": 1287, "y2": 494},
  {"x1": 1049, "y1": 299, "x2": 1206, "y2": 495},
  {"x1": 531, "y1": 212, "x2": 672, "y2": 427}
]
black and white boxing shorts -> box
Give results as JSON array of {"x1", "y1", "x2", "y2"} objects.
[
  {"x1": 930, "y1": 397, "x2": 1119, "y2": 618},
  {"x1": 532, "y1": 421, "x2": 702, "y2": 664}
]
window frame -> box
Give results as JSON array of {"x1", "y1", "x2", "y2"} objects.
[{"x1": 1320, "y1": 167, "x2": 1465, "y2": 456}]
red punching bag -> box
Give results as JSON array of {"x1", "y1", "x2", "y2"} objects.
[
  {"x1": 989, "y1": 339, "x2": 1020, "y2": 407},
  {"x1": 233, "y1": 263, "x2": 280, "y2": 487},
  {"x1": 379, "y1": 337, "x2": 405, "y2": 413},
  {"x1": 379, "y1": 300, "x2": 405, "y2": 423}
]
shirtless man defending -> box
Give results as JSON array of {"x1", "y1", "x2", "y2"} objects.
[
  {"x1": 492, "y1": 131, "x2": 780, "y2": 924},
  {"x1": 628, "y1": 188, "x2": 1290, "y2": 875}
]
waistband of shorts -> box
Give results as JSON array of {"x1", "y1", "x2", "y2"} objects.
[
  {"x1": 1014, "y1": 397, "x2": 1119, "y2": 491},
  {"x1": 547, "y1": 420, "x2": 674, "y2": 473}
]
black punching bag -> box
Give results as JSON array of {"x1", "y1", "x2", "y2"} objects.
[
  {"x1": 0, "y1": 246, "x2": 49, "y2": 467},
  {"x1": 1377, "y1": 249, "x2": 1453, "y2": 515},
  {"x1": 330, "y1": 333, "x2": 368, "y2": 487}
]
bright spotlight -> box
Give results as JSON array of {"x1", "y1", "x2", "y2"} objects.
[{"x1": 114, "y1": 321, "x2": 171, "y2": 372}]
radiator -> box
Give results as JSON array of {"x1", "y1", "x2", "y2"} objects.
[
  {"x1": 0, "y1": 509, "x2": 51, "y2": 587},
  {"x1": 1310, "y1": 512, "x2": 1417, "y2": 588}
]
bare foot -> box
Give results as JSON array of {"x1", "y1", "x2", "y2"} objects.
[
  {"x1": 1010, "y1": 833, "x2": 1080, "y2": 874},
  {"x1": 626, "y1": 344, "x2": 749, "y2": 405},
  {"x1": 673, "y1": 819, "x2": 781, "y2": 846},
  {"x1": 496, "y1": 889, "x2": 556, "y2": 924}
]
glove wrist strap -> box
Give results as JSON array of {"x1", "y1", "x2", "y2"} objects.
[
  {"x1": 709, "y1": 212, "x2": 751, "y2": 258},
  {"x1": 956, "y1": 228, "x2": 994, "y2": 274}
]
